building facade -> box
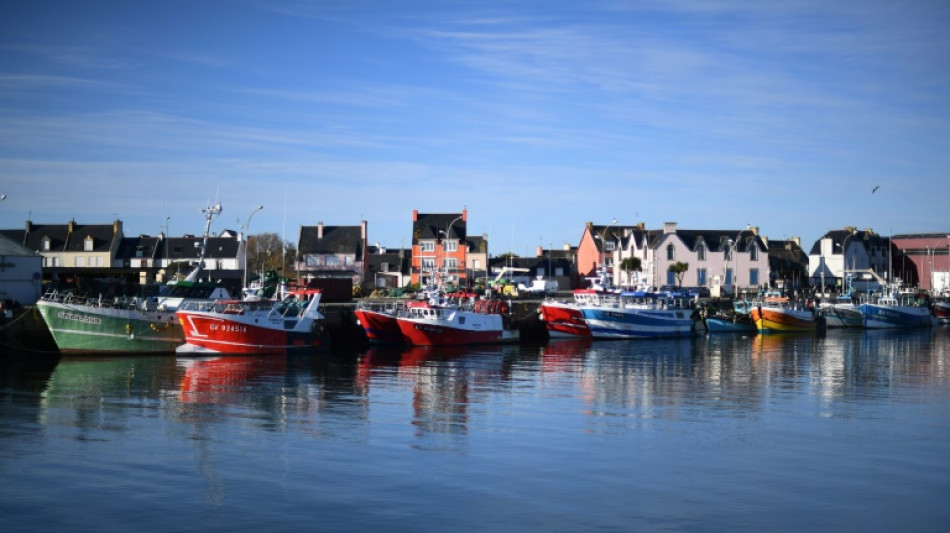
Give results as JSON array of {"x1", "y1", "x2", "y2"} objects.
[{"x1": 410, "y1": 209, "x2": 468, "y2": 287}]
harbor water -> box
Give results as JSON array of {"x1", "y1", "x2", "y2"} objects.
[{"x1": 2, "y1": 329, "x2": 950, "y2": 532}]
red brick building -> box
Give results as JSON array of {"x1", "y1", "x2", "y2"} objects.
[{"x1": 410, "y1": 209, "x2": 468, "y2": 287}]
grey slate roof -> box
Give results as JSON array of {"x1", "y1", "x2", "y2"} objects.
[
  {"x1": 413, "y1": 213, "x2": 466, "y2": 243},
  {"x1": 115, "y1": 236, "x2": 162, "y2": 261},
  {"x1": 808, "y1": 229, "x2": 886, "y2": 255},
  {"x1": 299, "y1": 225, "x2": 364, "y2": 258},
  {"x1": 0, "y1": 233, "x2": 39, "y2": 256},
  {"x1": 164, "y1": 236, "x2": 239, "y2": 260}
]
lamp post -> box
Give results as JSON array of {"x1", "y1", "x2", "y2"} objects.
[
  {"x1": 438, "y1": 215, "x2": 464, "y2": 286},
  {"x1": 243, "y1": 205, "x2": 264, "y2": 290}
]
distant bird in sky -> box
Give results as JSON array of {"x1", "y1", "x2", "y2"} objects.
[{"x1": 872, "y1": 185, "x2": 880, "y2": 194}]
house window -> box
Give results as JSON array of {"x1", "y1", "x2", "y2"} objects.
[
  {"x1": 750, "y1": 246, "x2": 758, "y2": 261},
  {"x1": 697, "y1": 268, "x2": 707, "y2": 286},
  {"x1": 84, "y1": 237, "x2": 94, "y2": 252},
  {"x1": 421, "y1": 258, "x2": 435, "y2": 271},
  {"x1": 444, "y1": 258, "x2": 458, "y2": 270},
  {"x1": 750, "y1": 268, "x2": 759, "y2": 286},
  {"x1": 472, "y1": 259, "x2": 480, "y2": 270},
  {"x1": 421, "y1": 240, "x2": 435, "y2": 252},
  {"x1": 697, "y1": 244, "x2": 706, "y2": 261},
  {"x1": 75, "y1": 257, "x2": 85, "y2": 267},
  {"x1": 381, "y1": 262, "x2": 389, "y2": 272},
  {"x1": 667, "y1": 244, "x2": 675, "y2": 260},
  {"x1": 444, "y1": 240, "x2": 458, "y2": 252},
  {"x1": 726, "y1": 268, "x2": 733, "y2": 287},
  {"x1": 95, "y1": 257, "x2": 104, "y2": 267},
  {"x1": 604, "y1": 241, "x2": 616, "y2": 252},
  {"x1": 42, "y1": 238, "x2": 50, "y2": 251},
  {"x1": 667, "y1": 271, "x2": 676, "y2": 285}
]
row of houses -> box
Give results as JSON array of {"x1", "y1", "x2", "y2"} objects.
[{"x1": 1, "y1": 209, "x2": 948, "y2": 305}]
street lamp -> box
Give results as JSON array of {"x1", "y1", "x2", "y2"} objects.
[{"x1": 243, "y1": 205, "x2": 264, "y2": 290}]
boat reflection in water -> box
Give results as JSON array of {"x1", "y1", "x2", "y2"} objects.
[
  {"x1": 177, "y1": 355, "x2": 288, "y2": 404},
  {"x1": 9, "y1": 330, "x2": 950, "y2": 532}
]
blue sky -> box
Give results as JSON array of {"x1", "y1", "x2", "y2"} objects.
[{"x1": 1, "y1": 0, "x2": 948, "y2": 256}]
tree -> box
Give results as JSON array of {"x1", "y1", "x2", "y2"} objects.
[
  {"x1": 618, "y1": 257, "x2": 642, "y2": 288},
  {"x1": 247, "y1": 233, "x2": 297, "y2": 279},
  {"x1": 668, "y1": 261, "x2": 689, "y2": 287}
]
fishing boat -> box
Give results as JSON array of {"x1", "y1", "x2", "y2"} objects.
[
  {"x1": 703, "y1": 301, "x2": 756, "y2": 334},
  {"x1": 538, "y1": 292, "x2": 593, "y2": 338},
  {"x1": 820, "y1": 294, "x2": 864, "y2": 328},
  {"x1": 354, "y1": 299, "x2": 408, "y2": 344},
  {"x1": 35, "y1": 203, "x2": 231, "y2": 354},
  {"x1": 394, "y1": 286, "x2": 519, "y2": 346},
  {"x1": 176, "y1": 288, "x2": 327, "y2": 355},
  {"x1": 933, "y1": 295, "x2": 950, "y2": 325},
  {"x1": 749, "y1": 295, "x2": 818, "y2": 333},
  {"x1": 579, "y1": 289, "x2": 700, "y2": 339},
  {"x1": 537, "y1": 266, "x2": 616, "y2": 338},
  {"x1": 859, "y1": 292, "x2": 937, "y2": 329}
]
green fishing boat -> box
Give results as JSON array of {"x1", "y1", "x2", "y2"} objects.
[{"x1": 36, "y1": 203, "x2": 232, "y2": 354}]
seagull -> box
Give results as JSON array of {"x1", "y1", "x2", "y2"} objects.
[{"x1": 872, "y1": 185, "x2": 880, "y2": 194}]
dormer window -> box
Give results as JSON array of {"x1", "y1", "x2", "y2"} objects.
[
  {"x1": 84, "y1": 236, "x2": 94, "y2": 252},
  {"x1": 750, "y1": 246, "x2": 758, "y2": 261},
  {"x1": 42, "y1": 237, "x2": 50, "y2": 251},
  {"x1": 697, "y1": 243, "x2": 706, "y2": 261},
  {"x1": 604, "y1": 241, "x2": 616, "y2": 252}
]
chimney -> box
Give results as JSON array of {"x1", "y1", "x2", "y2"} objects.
[
  {"x1": 317, "y1": 221, "x2": 323, "y2": 239},
  {"x1": 361, "y1": 220, "x2": 367, "y2": 240},
  {"x1": 25, "y1": 220, "x2": 31, "y2": 233},
  {"x1": 113, "y1": 219, "x2": 122, "y2": 235},
  {"x1": 663, "y1": 221, "x2": 677, "y2": 234},
  {"x1": 637, "y1": 222, "x2": 645, "y2": 231},
  {"x1": 537, "y1": 245, "x2": 544, "y2": 258},
  {"x1": 68, "y1": 219, "x2": 76, "y2": 233},
  {"x1": 791, "y1": 236, "x2": 801, "y2": 248},
  {"x1": 413, "y1": 209, "x2": 419, "y2": 222},
  {"x1": 750, "y1": 226, "x2": 759, "y2": 236},
  {"x1": 462, "y1": 209, "x2": 467, "y2": 221}
]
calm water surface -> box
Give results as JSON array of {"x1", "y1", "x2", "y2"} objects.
[{"x1": 2, "y1": 329, "x2": 950, "y2": 532}]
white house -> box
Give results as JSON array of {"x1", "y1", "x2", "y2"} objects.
[{"x1": 610, "y1": 222, "x2": 770, "y2": 296}]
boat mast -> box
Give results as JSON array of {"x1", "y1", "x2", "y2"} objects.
[{"x1": 184, "y1": 202, "x2": 222, "y2": 283}]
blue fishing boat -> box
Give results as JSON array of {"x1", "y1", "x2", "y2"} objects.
[
  {"x1": 859, "y1": 292, "x2": 936, "y2": 329},
  {"x1": 579, "y1": 290, "x2": 700, "y2": 339}
]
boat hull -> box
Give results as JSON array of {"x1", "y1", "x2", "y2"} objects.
[
  {"x1": 705, "y1": 316, "x2": 756, "y2": 334},
  {"x1": 750, "y1": 307, "x2": 817, "y2": 332},
  {"x1": 177, "y1": 313, "x2": 326, "y2": 355},
  {"x1": 822, "y1": 304, "x2": 863, "y2": 328},
  {"x1": 36, "y1": 300, "x2": 182, "y2": 354},
  {"x1": 396, "y1": 313, "x2": 519, "y2": 346},
  {"x1": 538, "y1": 301, "x2": 591, "y2": 338},
  {"x1": 859, "y1": 304, "x2": 937, "y2": 329},
  {"x1": 935, "y1": 302, "x2": 950, "y2": 325},
  {"x1": 580, "y1": 308, "x2": 695, "y2": 339},
  {"x1": 354, "y1": 307, "x2": 404, "y2": 344}
]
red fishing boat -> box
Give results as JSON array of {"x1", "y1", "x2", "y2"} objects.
[
  {"x1": 538, "y1": 295, "x2": 592, "y2": 338},
  {"x1": 394, "y1": 289, "x2": 519, "y2": 346},
  {"x1": 175, "y1": 289, "x2": 326, "y2": 355}
]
